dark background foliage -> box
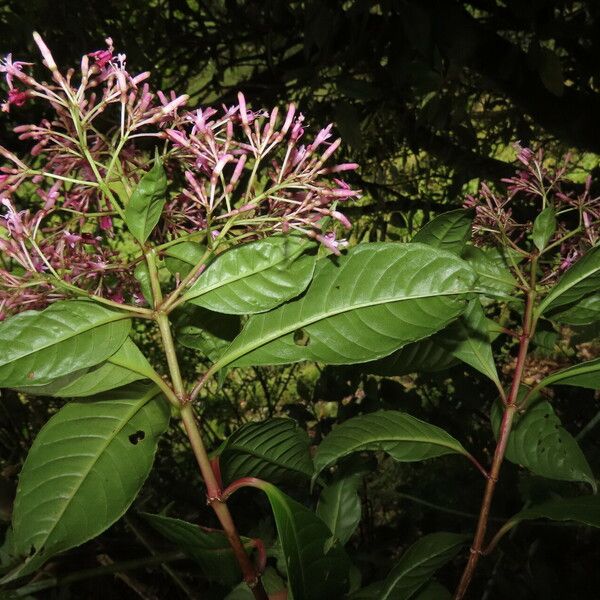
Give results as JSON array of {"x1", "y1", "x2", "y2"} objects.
[{"x1": 1, "y1": 1, "x2": 599, "y2": 598}]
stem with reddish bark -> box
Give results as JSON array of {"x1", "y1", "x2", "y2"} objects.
[
  {"x1": 147, "y1": 253, "x2": 268, "y2": 600},
  {"x1": 453, "y1": 260, "x2": 538, "y2": 599}
]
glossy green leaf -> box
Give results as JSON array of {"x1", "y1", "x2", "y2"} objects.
[
  {"x1": 218, "y1": 418, "x2": 313, "y2": 486},
  {"x1": 225, "y1": 567, "x2": 287, "y2": 599},
  {"x1": 248, "y1": 481, "x2": 352, "y2": 600},
  {"x1": 124, "y1": 157, "x2": 168, "y2": 243},
  {"x1": 412, "y1": 208, "x2": 473, "y2": 254},
  {"x1": 537, "y1": 244, "x2": 600, "y2": 316},
  {"x1": 184, "y1": 236, "x2": 316, "y2": 314},
  {"x1": 462, "y1": 245, "x2": 518, "y2": 299},
  {"x1": 316, "y1": 474, "x2": 362, "y2": 546},
  {"x1": 351, "y1": 533, "x2": 467, "y2": 599},
  {"x1": 2, "y1": 383, "x2": 170, "y2": 583},
  {"x1": 0, "y1": 301, "x2": 131, "y2": 388},
  {"x1": 491, "y1": 400, "x2": 596, "y2": 491},
  {"x1": 164, "y1": 241, "x2": 206, "y2": 278},
  {"x1": 142, "y1": 513, "x2": 252, "y2": 587},
  {"x1": 510, "y1": 494, "x2": 600, "y2": 528},
  {"x1": 314, "y1": 410, "x2": 471, "y2": 479},
  {"x1": 14, "y1": 338, "x2": 153, "y2": 397},
  {"x1": 214, "y1": 243, "x2": 476, "y2": 370},
  {"x1": 532, "y1": 205, "x2": 556, "y2": 251},
  {"x1": 437, "y1": 299, "x2": 500, "y2": 384},
  {"x1": 174, "y1": 305, "x2": 241, "y2": 362},
  {"x1": 548, "y1": 292, "x2": 600, "y2": 325},
  {"x1": 134, "y1": 262, "x2": 153, "y2": 307},
  {"x1": 532, "y1": 357, "x2": 600, "y2": 391}
]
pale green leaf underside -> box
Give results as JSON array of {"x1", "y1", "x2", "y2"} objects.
[
  {"x1": 3, "y1": 383, "x2": 170, "y2": 582},
  {"x1": 0, "y1": 301, "x2": 131, "y2": 388},
  {"x1": 256, "y1": 481, "x2": 352, "y2": 600},
  {"x1": 533, "y1": 357, "x2": 600, "y2": 391},
  {"x1": 185, "y1": 235, "x2": 316, "y2": 314},
  {"x1": 218, "y1": 418, "x2": 313, "y2": 486},
  {"x1": 215, "y1": 243, "x2": 476, "y2": 370},
  {"x1": 537, "y1": 244, "x2": 600, "y2": 316},
  {"x1": 412, "y1": 208, "x2": 473, "y2": 254},
  {"x1": 15, "y1": 338, "x2": 155, "y2": 398},
  {"x1": 314, "y1": 410, "x2": 470, "y2": 478},
  {"x1": 142, "y1": 513, "x2": 251, "y2": 586},
  {"x1": 351, "y1": 532, "x2": 467, "y2": 599},
  {"x1": 511, "y1": 494, "x2": 600, "y2": 528},
  {"x1": 492, "y1": 400, "x2": 596, "y2": 491}
]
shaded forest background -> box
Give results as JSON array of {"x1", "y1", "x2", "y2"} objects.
[{"x1": 1, "y1": 1, "x2": 600, "y2": 599}]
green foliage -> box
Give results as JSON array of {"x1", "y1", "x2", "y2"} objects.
[
  {"x1": 184, "y1": 236, "x2": 316, "y2": 314},
  {"x1": 314, "y1": 410, "x2": 471, "y2": 479},
  {"x1": 510, "y1": 494, "x2": 600, "y2": 528},
  {"x1": 491, "y1": 400, "x2": 596, "y2": 491},
  {"x1": 533, "y1": 357, "x2": 600, "y2": 391},
  {"x1": 218, "y1": 418, "x2": 313, "y2": 487},
  {"x1": 0, "y1": 301, "x2": 131, "y2": 387},
  {"x1": 316, "y1": 474, "x2": 362, "y2": 546},
  {"x1": 3, "y1": 384, "x2": 169, "y2": 582},
  {"x1": 124, "y1": 156, "x2": 168, "y2": 243},
  {"x1": 411, "y1": 208, "x2": 473, "y2": 254},
  {"x1": 214, "y1": 243, "x2": 475, "y2": 370},
  {"x1": 532, "y1": 206, "x2": 556, "y2": 251}
]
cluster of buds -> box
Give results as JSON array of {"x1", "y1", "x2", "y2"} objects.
[
  {"x1": 0, "y1": 34, "x2": 358, "y2": 319},
  {"x1": 465, "y1": 143, "x2": 600, "y2": 272}
]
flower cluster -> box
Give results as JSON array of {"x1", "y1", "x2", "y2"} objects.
[
  {"x1": 465, "y1": 143, "x2": 600, "y2": 269},
  {"x1": 0, "y1": 34, "x2": 358, "y2": 319}
]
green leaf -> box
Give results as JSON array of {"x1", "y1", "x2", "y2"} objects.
[
  {"x1": 539, "y1": 47, "x2": 564, "y2": 97},
  {"x1": 225, "y1": 567, "x2": 287, "y2": 599},
  {"x1": 174, "y1": 305, "x2": 241, "y2": 362},
  {"x1": 510, "y1": 494, "x2": 600, "y2": 528},
  {"x1": 462, "y1": 245, "x2": 518, "y2": 299},
  {"x1": 314, "y1": 410, "x2": 471, "y2": 479},
  {"x1": 124, "y1": 157, "x2": 168, "y2": 243},
  {"x1": 351, "y1": 533, "x2": 467, "y2": 599},
  {"x1": 2, "y1": 383, "x2": 170, "y2": 582},
  {"x1": 437, "y1": 300, "x2": 500, "y2": 385},
  {"x1": 249, "y1": 481, "x2": 352, "y2": 600},
  {"x1": 142, "y1": 513, "x2": 252, "y2": 587},
  {"x1": 548, "y1": 292, "x2": 600, "y2": 325},
  {"x1": 537, "y1": 245, "x2": 600, "y2": 316},
  {"x1": 532, "y1": 206, "x2": 556, "y2": 251},
  {"x1": 491, "y1": 400, "x2": 596, "y2": 491},
  {"x1": 14, "y1": 338, "x2": 153, "y2": 397},
  {"x1": 412, "y1": 209, "x2": 473, "y2": 254},
  {"x1": 214, "y1": 243, "x2": 476, "y2": 370},
  {"x1": 413, "y1": 581, "x2": 452, "y2": 600},
  {"x1": 218, "y1": 418, "x2": 313, "y2": 487},
  {"x1": 134, "y1": 262, "x2": 153, "y2": 307},
  {"x1": 316, "y1": 474, "x2": 362, "y2": 546},
  {"x1": 0, "y1": 301, "x2": 131, "y2": 388},
  {"x1": 360, "y1": 338, "x2": 458, "y2": 376},
  {"x1": 532, "y1": 357, "x2": 600, "y2": 391},
  {"x1": 164, "y1": 241, "x2": 206, "y2": 278},
  {"x1": 184, "y1": 236, "x2": 316, "y2": 314}
]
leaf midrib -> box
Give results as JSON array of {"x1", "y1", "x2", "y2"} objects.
[
  {"x1": 16, "y1": 388, "x2": 159, "y2": 554},
  {"x1": 217, "y1": 287, "x2": 475, "y2": 370},
  {"x1": 225, "y1": 444, "x2": 311, "y2": 478}
]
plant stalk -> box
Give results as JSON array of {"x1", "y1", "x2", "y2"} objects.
[{"x1": 454, "y1": 262, "x2": 538, "y2": 599}]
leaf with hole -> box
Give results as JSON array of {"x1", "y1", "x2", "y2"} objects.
[
  {"x1": 142, "y1": 513, "x2": 253, "y2": 587},
  {"x1": 14, "y1": 338, "x2": 154, "y2": 397},
  {"x1": 184, "y1": 235, "x2": 316, "y2": 314},
  {"x1": 124, "y1": 156, "x2": 168, "y2": 243},
  {"x1": 412, "y1": 208, "x2": 473, "y2": 254},
  {"x1": 491, "y1": 400, "x2": 596, "y2": 491},
  {"x1": 350, "y1": 532, "x2": 467, "y2": 599},
  {"x1": 213, "y1": 243, "x2": 476, "y2": 370},
  {"x1": 313, "y1": 410, "x2": 472, "y2": 479},
  {"x1": 218, "y1": 418, "x2": 313, "y2": 487},
  {"x1": 2, "y1": 383, "x2": 170, "y2": 583},
  {"x1": 0, "y1": 300, "x2": 131, "y2": 388}
]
